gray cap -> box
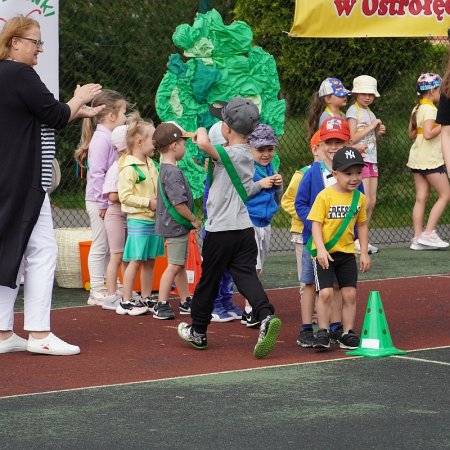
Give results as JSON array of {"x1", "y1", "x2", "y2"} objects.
[
  {"x1": 210, "y1": 97, "x2": 259, "y2": 135},
  {"x1": 248, "y1": 123, "x2": 279, "y2": 148}
]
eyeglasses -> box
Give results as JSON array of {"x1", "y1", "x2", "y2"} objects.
[{"x1": 15, "y1": 36, "x2": 44, "y2": 49}]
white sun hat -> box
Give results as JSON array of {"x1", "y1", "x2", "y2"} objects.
[{"x1": 352, "y1": 75, "x2": 380, "y2": 97}]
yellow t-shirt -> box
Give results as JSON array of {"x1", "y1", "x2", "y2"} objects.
[
  {"x1": 307, "y1": 186, "x2": 367, "y2": 255},
  {"x1": 281, "y1": 169, "x2": 307, "y2": 234},
  {"x1": 407, "y1": 104, "x2": 443, "y2": 170}
]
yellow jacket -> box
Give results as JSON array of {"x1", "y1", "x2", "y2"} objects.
[
  {"x1": 281, "y1": 169, "x2": 307, "y2": 234},
  {"x1": 118, "y1": 154, "x2": 158, "y2": 221}
]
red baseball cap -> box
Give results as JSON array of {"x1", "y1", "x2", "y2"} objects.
[{"x1": 320, "y1": 117, "x2": 350, "y2": 142}]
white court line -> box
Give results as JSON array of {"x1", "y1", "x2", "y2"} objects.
[
  {"x1": 391, "y1": 355, "x2": 450, "y2": 366},
  {"x1": 2, "y1": 344, "x2": 450, "y2": 401}
]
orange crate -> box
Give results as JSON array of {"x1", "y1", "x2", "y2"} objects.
[{"x1": 79, "y1": 240, "x2": 168, "y2": 292}]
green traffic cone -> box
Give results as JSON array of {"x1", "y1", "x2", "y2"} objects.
[{"x1": 347, "y1": 290, "x2": 406, "y2": 358}]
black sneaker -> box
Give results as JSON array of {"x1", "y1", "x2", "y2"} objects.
[
  {"x1": 240, "y1": 311, "x2": 249, "y2": 325},
  {"x1": 179, "y1": 297, "x2": 192, "y2": 315},
  {"x1": 153, "y1": 302, "x2": 175, "y2": 320},
  {"x1": 178, "y1": 322, "x2": 207, "y2": 350},
  {"x1": 142, "y1": 296, "x2": 158, "y2": 313},
  {"x1": 330, "y1": 325, "x2": 344, "y2": 344},
  {"x1": 339, "y1": 330, "x2": 360, "y2": 349},
  {"x1": 313, "y1": 328, "x2": 330, "y2": 349},
  {"x1": 253, "y1": 315, "x2": 282, "y2": 358},
  {"x1": 297, "y1": 328, "x2": 314, "y2": 348},
  {"x1": 246, "y1": 311, "x2": 261, "y2": 328}
]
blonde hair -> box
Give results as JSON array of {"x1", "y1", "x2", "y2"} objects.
[
  {"x1": 124, "y1": 111, "x2": 154, "y2": 155},
  {"x1": 0, "y1": 15, "x2": 40, "y2": 61},
  {"x1": 307, "y1": 91, "x2": 327, "y2": 140},
  {"x1": 74, "y1": 89, "x2": 127, "y2": 167}
]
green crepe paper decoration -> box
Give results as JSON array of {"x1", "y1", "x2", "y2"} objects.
[
  {"x1": 156, "y1": 8, "x2": 285, "y2": 199},
  {"x1": 167, "y1": 53, "x2": 188, "y2": 78}
]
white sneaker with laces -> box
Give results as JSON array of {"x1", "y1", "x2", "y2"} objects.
[
  {"x1": 102, "y1": 293, "x2": 122, "y2": 311},
  {"x1": 418, "y1": 230, "x2": 449, "y2": 248},
  {"x1": 368, "y1": 242, "x2": 379, "y2": 254},
  {"x1": 410, "y1": 238, "x2": 438, "y2": 251},
  {"x1": 27, "y1": 333, "x2": 80, "y2": 356},
  {"x1": 0, "y1": 333, "x2": 28, "y2": 353},
  {"x1": 87, "y1": 287, "x2": 107, "y2": 306}
]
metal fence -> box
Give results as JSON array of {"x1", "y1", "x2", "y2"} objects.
[{"x1": 52, "y1": 1, "x2": 450, "y2": 252}]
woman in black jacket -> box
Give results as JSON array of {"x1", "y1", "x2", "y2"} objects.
[{"x1": 0, "y1": 15, "x2": 103, "y2": 355}]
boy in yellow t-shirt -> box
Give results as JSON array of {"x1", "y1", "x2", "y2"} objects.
[{"x1": 308, "y1": 146, "x2": 371, "y2": 350}]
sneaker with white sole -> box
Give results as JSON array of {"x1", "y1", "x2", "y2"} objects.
[
  {"x1": 87, "y1": 287, "x2": 107, "y2": 306},
  {"x1": 410, "y1": 238, "x2": 439, "y2": 251},
  {"x1": 178, "y1": 323, "x2": 207, "y2": 350},
  {"x1": 418, "y1": 230, "x2": 449, "y2": 248},
  {"x1": 27, "y1": 333, "x2": 80, "y2": 356},
  {"x1": 253, "y1": 315, "x2": 282, "y2": 358},
  {"x1": 339, "y1": 330, "x2": 360, "y2": 349},
  {"x1": 116, "y1": 299, "x2": 149, "y2": 316},
  {"x1": 0, "y1": 333, "x2": 28, "y2": 353},
  {"x1": 142, "y1": 295, "x2": 158, "y2": 313},
  {"x1": 223, "y1": 303, "x2": 243, "y2": 320},
  {"x1": 102, "y1": 293, "x2": 122, "y2": 311},
  {"x1": 354, "y1": 239, "x2": 378, "y2": 255},
  {"x1": 211, "y1": 306, "x2": 234, "y2": 323},
  {"x1": 153, "y1": 301, "x2": 175, "y2": 320},
  {"x1": 179, "y1": 297, "x2": 192, "y2": 315}
]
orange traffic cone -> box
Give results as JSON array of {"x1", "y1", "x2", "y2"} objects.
[
  {"x1": 347, "y1": 291, "x2": 406, "y2": 358},
  {"x1": 171, "y1": 231, "x2": 202, "y2": 296}
]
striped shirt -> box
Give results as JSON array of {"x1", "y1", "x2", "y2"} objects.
[{"x1": 41, "y1": 125, "x2": 56, "y2": 191}]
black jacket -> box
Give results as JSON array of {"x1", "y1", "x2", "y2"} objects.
[{"x1": 0, "y1": 61, "x2": 70, "y2": 288}]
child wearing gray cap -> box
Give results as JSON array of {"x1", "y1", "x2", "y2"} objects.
[{"x1": 178, "y1": 97, "x2": 282, "y2": 358}]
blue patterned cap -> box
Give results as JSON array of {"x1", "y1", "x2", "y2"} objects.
[
  {"x1": 248, "y1": 123, "x2": 279, "y2": 148},
  {"x1": 319, "y1": 77, "x2": 351, "y2": 98},
  {"x1": 416, "y1": 73, "x2": 442, "y2": 93}
]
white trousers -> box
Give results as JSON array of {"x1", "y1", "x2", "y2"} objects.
[
  {"x1": 0, "y1": 195, "x2": 57, "y2": 331},
  {"x1": 86, "y1": 201, "x2": 109, "y2": 290}
]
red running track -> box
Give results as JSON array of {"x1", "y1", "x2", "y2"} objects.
[{"x1": 1, "y1": 275, "x2": 449, "y2": 397}]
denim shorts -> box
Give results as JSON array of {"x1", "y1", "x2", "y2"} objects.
[{"x1": 300, "y1": 246, "x2": 315, "y2": 285}]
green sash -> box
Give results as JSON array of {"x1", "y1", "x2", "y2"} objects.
[
  {"x1": 306, "y1": 189, "x2": 360, "y2": 257},
  {"x1": 158, "y1": 176, "x2": 195, "y2": 230},
  {"x1": 208, "y1": 145, "x2": 248, "y2": 203},
  {"x1": 132, "y1": 163, "x2": 194, "y2": 230}
]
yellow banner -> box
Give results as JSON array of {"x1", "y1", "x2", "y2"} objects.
[{"x1": 290, "y1": 0, "x2": 450, "y2": 38}]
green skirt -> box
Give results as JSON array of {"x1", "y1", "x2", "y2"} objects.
[{"x1": 123, "y1": 219, "x2": 165, "y2": 262}]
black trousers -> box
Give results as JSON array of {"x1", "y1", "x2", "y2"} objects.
[{"x1": 191, "y1": 228, "x2": 274, "y2": 334}]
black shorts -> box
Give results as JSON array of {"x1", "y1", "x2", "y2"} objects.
[
  {"x1": 312, "y1": 252, "x2": 358, "y2": 290},
  {"x1": 410, "y1": 165, "x2": 447, "y2": 176}
]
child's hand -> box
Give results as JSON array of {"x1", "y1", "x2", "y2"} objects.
[
  {"x1": 359, "y1": 253, "x2": 371, "y2": 273},
  {"x1": 191, "y1": 218, "x2": 202, "y2": 231},
  {"x1": 376, "y1": 122, "x2": 386, "y2": 136},
  {"x1": 316, "y1": 249, "x2": 334, "y2": 270},
  {"x1": 99, "y1": 208, "x2": 107, "y2": 219},
  {"x1": 259, "y1": 176, "x2": 274, "y2": 189},
  {"x1": 148, "y1": 198, "x2": 157, "y2": 211},
  {"x1": 272, "y1": 174, "x2": 283, "y2": 186},
  {"x1": 353, "y1": 143, "x2": 368, "y2": 155},
  {"x1": 193, "y1": 128, "x2": 210, "y2": 150}
]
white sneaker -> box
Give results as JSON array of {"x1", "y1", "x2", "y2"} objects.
[
  {"x1": 87, "y1": 287, "x2": 107, "y2": 306},
  {"x1": 354, "y1": 239, "x2": 361, "y2": 254},
  {"x1": 418, "y1": 231, "x2": 449, "y2": 248},
  {"x1": 410, "y1": 238, "x2": 439, "y2": 251},
  {"x1": 354, "y1": 239, "x2": 378, "y2": 254},
  {"x1": 0, "y1": 333, "x2": 28, "y2": 353},
  {"x1": 102, "y1": 293, "x2": 122, "y2": 311},
  {"x1": 27, "y1": 333, "x2": 80, "y2": 356}
]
